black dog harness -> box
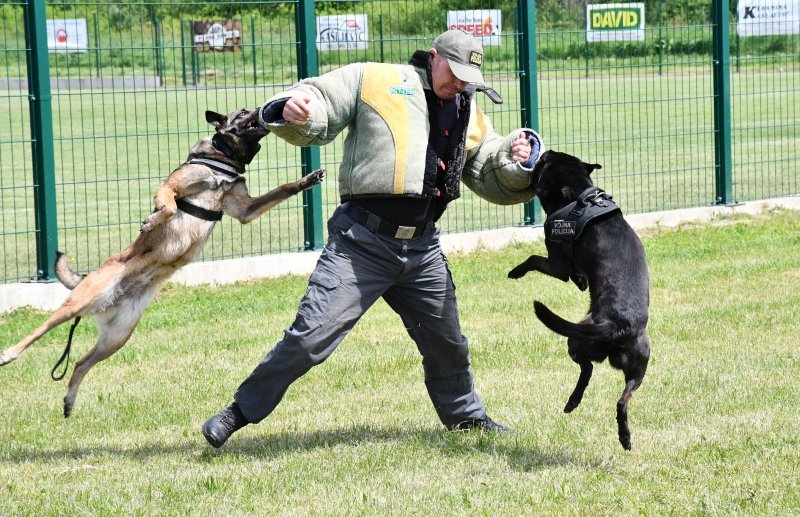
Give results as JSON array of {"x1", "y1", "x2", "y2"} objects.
[
  {"x1": 175, "y1": 158, "x2": 243, "y2": 221},
  {"x1": 544, "y1": 187, "x2": 621, "y2": 257}
]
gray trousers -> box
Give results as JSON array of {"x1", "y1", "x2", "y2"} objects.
[{"x1": 234, "y1": 204, "x2": 487, "y2": 428}]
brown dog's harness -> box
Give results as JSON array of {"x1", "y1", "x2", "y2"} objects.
[
  {"x1": 544, "y1": 187, "x2": 621, "y2": 257},
  {"x1": 175, "y1": 158, "x2": 243, "y2": 221}
]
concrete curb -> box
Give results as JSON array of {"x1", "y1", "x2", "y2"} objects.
[{"x1": 2, "y1": 196, "x2": 798, "y2": 313}]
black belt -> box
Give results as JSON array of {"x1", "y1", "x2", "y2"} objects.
[
  {"x1": 342, "y1": 202, "x2": 434, "y2": 239},
  {"x1": 176, "y1": 198, "x2": 223, "y2": 221}
]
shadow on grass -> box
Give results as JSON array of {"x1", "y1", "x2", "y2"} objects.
[
  {"x1": 1, "y1": 425, "x2": 600, "y2": 472},
  {"x1": 199, "y1": 425, "x2": 595, "y2": 472}
]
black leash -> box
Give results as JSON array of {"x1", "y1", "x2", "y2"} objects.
[{"x1": 51, "y1": 316, "x2": 81, "y2": 381}]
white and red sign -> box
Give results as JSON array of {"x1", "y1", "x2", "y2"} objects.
[
  {"x1": 317, "y1": 15, "x2": 369, "y2": 51},
  {"x1": 446, "y1": 10, "x2": 502, "y2": 46},
  {"x1": 46, "y1": 19, "x2": 88, "y2": 53}
]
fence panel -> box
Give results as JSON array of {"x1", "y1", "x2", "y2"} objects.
[
  {"x1": 45, "y1": 1, "x2": 311, "y2": 281},
  {"x1": 537, "y1": 2, "x2": 719, "y2": 214},
  {"x1": 730, "y1": 1, "x2": 800, "y2": 201},
  {"x1": 0, "y1": 3, "x2": 36, "y2": 284}
]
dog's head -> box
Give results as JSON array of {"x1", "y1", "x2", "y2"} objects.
[
  {"x1": 532, "y1": 150, "x2": 603, "y2": 215},
  {"x1": 205, "y1": 109, "x2": 270, "y2": 166}
]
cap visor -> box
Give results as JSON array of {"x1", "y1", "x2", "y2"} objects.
[{"x1": 447, "y1": 58, "x2": 484, "y2": 85}]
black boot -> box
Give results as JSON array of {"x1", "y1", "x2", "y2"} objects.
[
  {"x1": 202, "y1": 402, "x2": 249, "y2": 448},
  {"x1": 450, "y1": 416, "x2": 516, "y2": 434}
]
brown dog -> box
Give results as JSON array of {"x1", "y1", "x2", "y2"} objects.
[
  {"x1": 508, "y1": 150, "x2": 650, "y2": 450},
  {"x1": 0, "y1": 108, "x2": 324, "y2": 417}
]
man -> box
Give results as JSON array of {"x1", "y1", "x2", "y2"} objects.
[{"x1": 202, "y1": 29, "x2": 543, "y2": 448}]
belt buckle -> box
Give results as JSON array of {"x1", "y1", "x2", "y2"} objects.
[{"x1": 394, "y1": 225, "x2": 416, "y2": 239}]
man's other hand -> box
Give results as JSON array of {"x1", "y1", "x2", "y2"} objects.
[{"x1": 510, "y1": 133, "x2": 532, "y2": 164}]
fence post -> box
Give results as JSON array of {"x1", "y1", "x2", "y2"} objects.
[
  {"x1": 518, "y1": 0, "x2": 542, "y2": 225},
  {"x1": 296, "y1": 0, "x2": 324, "y2": 250},
  {"x1": 712, "y1": 0, "x2": 733, "y2": 205},
  {"x1": 24, "y1": 0, "x2": 58, "y2": 281}
]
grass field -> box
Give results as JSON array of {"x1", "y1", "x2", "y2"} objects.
[{"x1": 1, "y1": 208, "x2": 798, "y2": 514}]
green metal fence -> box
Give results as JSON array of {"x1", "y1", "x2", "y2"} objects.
[{"x1": 1, "y1": 0, "x2": 798, "y2": 284}]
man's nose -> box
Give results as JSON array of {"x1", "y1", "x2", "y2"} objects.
[{"x1": 453, "y1": 78, "x2": 468, "y2": 90}]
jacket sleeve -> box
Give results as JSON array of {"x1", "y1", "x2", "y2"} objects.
[
  {"x1": 257, "y1": 63, "x2": 364, "y2": 147},
  {"x1": 461, "y1": 102, "x2": 544, "y2": 205}
]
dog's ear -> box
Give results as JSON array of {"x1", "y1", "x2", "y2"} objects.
[
  {"x1": 205, "y1": 111, "x2": 227, "y2": 129},
  {"x1": 583, "y1": 162, "x2": 602, "y2": 175}
]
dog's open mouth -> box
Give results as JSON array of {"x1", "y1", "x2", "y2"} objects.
[{"x1": 239, "y1": 109, "x2": 269, "y2": 139}]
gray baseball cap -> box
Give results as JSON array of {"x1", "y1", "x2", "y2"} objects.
[{"x1": 433, "y1": 30, "x2": 485, "y2": 85}]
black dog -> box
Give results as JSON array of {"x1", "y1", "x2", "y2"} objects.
[{"x1": 508, "y1": 150, "x2": 650, "y2": 450}]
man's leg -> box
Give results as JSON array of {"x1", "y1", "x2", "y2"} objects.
[
  {"x1": 382, "y1": 238, "x2": 502, "y2": 430},
  {"x1": 203, "y1": 209, "x2": 401, "y2": 446}
]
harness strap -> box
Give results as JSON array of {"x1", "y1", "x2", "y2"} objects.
[
  {"x1": 176, "y1": 198, "x2": 223, "y2": 221},
  {"x1": 186, "y1": 158, "x2": 242, "y2": 178}
]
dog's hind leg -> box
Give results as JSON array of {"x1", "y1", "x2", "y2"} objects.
[
  {"x1": 616, "y1": 377, "x2": 640, "y2": 450},
  {"x1": 63, "y1": 297, "x2": 147, "y2": 417},
  {"x1": 0, "y1": 303, "x2": 84, "y2": 366},
  {"x1": 564, "y1": 361, "x2": 593, "y2": 413},
  {"x1": 2, "y1": 262, "x2": 126, "y2": 367}
]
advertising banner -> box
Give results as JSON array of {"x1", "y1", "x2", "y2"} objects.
[
  {"x1": 586, "y1": 3, "x2": 645, "y2": 42},
  {"x1": 737, "y1": 0, "x2": 800, "y2": 36},
  {"x1": 446, "y1": 10, "x2": 502, "y2": 46},
  {"x1": 317, "y1": 15, "x2": 368, "y2": 51},
  {"x1": 194, "y1": 21, "x2": 242, "y2": 52},
  {"x1": 46, "y1": 19, "x2": 88, "y2": 52}
]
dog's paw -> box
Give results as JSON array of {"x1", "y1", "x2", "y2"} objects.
[
  {"x1": 140, "y1": 208, "x2": 164, "y2": 233},
  {"x1": 571, "y1": 272, "x2": 588, "y2": 291},
  {"x1": 302, "y1": 169, "x2": 325, "y2": 189},
  {"x1": 508, "y1": 265, "x2": 527, "y2": 279},
  {"x1": 0, "y1": 351, "x2": 17, "y2": 366}
]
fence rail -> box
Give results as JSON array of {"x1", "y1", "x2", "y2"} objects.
[{"x1": 1, "y1": 0, "x2": 798, "y2": 284}]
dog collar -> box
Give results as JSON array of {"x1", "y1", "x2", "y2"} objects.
[
  {"x1": 544, "y1": 187, "x2": 621, "y2": 246},
  {"x1": 187, "y1": 158, "x2": 243, "y2": 177}
]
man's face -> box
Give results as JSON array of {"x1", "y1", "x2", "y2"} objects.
[{"x1": 430, "y1": 51, "x2": 468, "y2": 100}]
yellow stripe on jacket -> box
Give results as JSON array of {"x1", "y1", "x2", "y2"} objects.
[{"x1": 359, "y1": 63, "x2": 410, "y2": 194}]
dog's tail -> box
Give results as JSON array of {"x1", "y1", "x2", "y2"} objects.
[
  {"x1": 534, "y1": 300, "x2": 621, "y2": 341},
  {"x1": 54, "y1": 251, "x2": 86, "y2": 290}
]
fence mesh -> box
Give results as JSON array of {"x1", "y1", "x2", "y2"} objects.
[{"x1": 1, "y1": 0, "x2": 798, "y2": 284}]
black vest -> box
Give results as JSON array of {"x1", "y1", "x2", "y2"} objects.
[{"x1": 544, "y1": 187, "x2": 621, "y2": 257}]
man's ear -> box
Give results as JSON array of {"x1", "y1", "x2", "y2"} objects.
[
  {"x1": 205, "y1": 110, "x2": 226, "y2": 129},
  {"x1": 584, "y1": 162, "x2": 602, "y2": 175}
]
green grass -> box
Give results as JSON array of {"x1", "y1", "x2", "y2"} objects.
[{"x1": 1, "y1": 208, "x2": 799, "y2": 514}]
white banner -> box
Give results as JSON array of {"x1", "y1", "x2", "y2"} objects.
[
  {"x1": 316, "y1": 15, "x2": 368, "y2": 51},
  {"x1": 446, "y1": 10, "x2": 502, "y2": 46},
  {"x1": 737, "y1": 0, "x2": 800, "y2": 36},
  {"x1": 46, "y1": 19, "x2": 88, "y2": 53},
  {"x1": 586, "y1": 3, "x2": 645, "y2": 42}
]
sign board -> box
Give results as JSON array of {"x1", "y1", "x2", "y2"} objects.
[
  {"x1": 316, "y1": 15, "x2": 368, "y2": 51},
  {"x1": 194, "y1": 20, "x2": 242, "y2": 52},
  {"x1": 446, "y1": 10, "x2": 502, "y2": 46},
  {"x1": 737, "y1": 0, "x2": 800, "y2": 36},
  {"x1": 586, "y1": 3, "x2": 645, "y2": 42},
  {"x1": 46, "y1": 19, "x2": 88, "y2": 52}
]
